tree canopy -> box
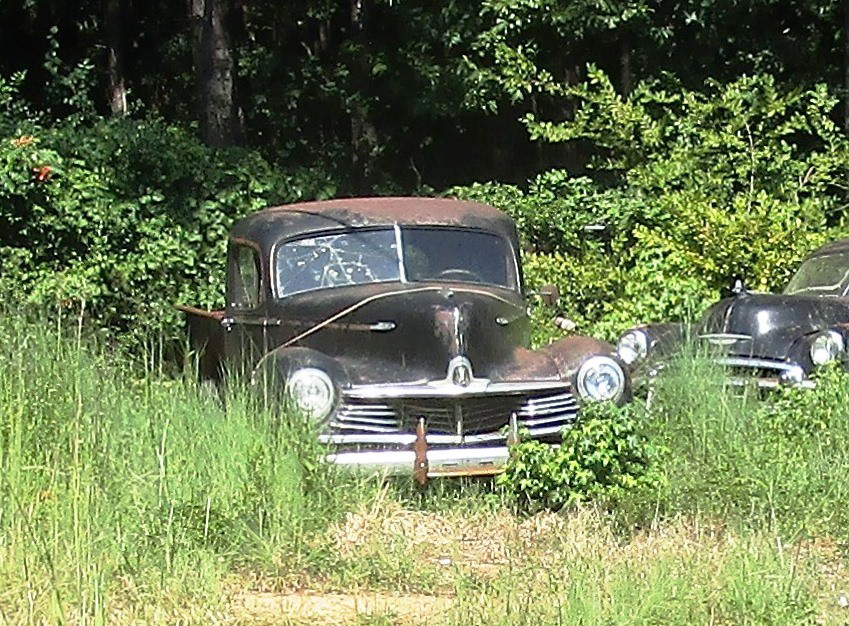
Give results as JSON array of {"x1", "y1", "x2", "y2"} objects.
[{"x1": 3, "y1": 0, "x2": 849, "y2": 339}]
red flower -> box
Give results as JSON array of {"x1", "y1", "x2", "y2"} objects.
[{"x1": 33, "y1": 165, "x2": 52, "y2": 182}]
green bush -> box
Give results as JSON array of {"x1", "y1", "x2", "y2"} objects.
[
  {"x1": 498, "y1": 401, "x2": 664, "y2": 511},
  {"x1": 0, "y1": 83, "x2": 336, "y2": 342},
  {"x1": 454, "y1": 71, "x2": 849, "y2": 340}
]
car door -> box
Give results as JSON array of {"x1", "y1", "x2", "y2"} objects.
[{"x1": 224, "y1": 241, "x2": 274, "y2": 374}]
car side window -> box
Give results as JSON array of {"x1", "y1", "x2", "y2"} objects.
[{"x1": 229, "y1": 244, "x2": 261, "y2": 309}]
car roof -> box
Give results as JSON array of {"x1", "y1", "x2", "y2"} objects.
[
  {"x1": 229, "y1": 197, "x2": 519, "y2": 250},
  {"x1": 806, "y1": 238, "x2": 849, "y2": 259}
]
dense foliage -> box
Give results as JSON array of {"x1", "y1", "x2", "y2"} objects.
[
  {"x1": 498, "y1": 401, "x2": 664, "y2": 511},
  {"x1": 456, "y1": 72, "x2": 849, "y2": 338},
  {"x1": 4, "y1": 1, "x2": 849, "y2": 341}
]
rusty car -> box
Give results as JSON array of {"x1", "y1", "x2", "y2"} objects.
[
  {"x1": 180, "y1": 197, "x2": 630, "y2": 481},
  {"x1": 617, "y1": 238, "x2": 849, "y2": 390}
]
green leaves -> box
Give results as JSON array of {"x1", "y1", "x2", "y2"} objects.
[
  {"x1": 456, "y1": 71, "x2": 849, "y2": 341},
  {"x1": 0, "y1": 114, "x2": 333, "y2": 344},
  {"x1": 498, "y1": 401, "x2": 664, "y2": 511}
]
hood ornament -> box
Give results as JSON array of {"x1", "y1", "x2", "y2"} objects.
[
  {"x1": 447, "y1": 356, "x2": 473, "y2": 387},
  {"x1": 731, "y1": 276, "x2": 748, "y2": 297}
]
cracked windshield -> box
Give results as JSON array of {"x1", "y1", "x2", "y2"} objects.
[{"x1": 276, "y1": 227, "x2": 516, "y2": 296}]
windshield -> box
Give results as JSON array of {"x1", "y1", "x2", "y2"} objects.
[
  {"x1": 275, "y1": 227, "x2": 518, "y2": 296},
  {"x1": 402, "y1": 227, "x2": 517, "y2": 289},
  {"x1": 276, "y1": 230, "x2": 401, "y2": 296},
  {"x1": 784, "y1": 253, "x2": 849, "y2": 296}
]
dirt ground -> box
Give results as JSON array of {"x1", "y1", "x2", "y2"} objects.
[{"x1": 233, "y1": 590, "x2": 453, "y2": 625}]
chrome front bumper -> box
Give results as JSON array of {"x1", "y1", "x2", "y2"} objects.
[
  {"x1": 328, "y1": 445, "x2": 510, "y2": 477},
  {"x1": 641, "y1": 356, "x2": 816, "y2": 390}
]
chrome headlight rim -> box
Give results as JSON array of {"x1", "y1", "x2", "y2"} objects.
[
  {"x1": 617, "y1": 329, "x2": 649, "y2": 365},
  {"x1": 286, "y1": 367, "x2": 336, "y2": 420},
  {"x1": 576, "y1": 355, "x2": 626, "y2": 403},
  {"x1": 810, "y1": 330, "x2": 845, "y2": 367}
]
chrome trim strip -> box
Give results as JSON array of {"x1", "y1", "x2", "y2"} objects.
[
  {"x1": 699, "y1": 333, "x2": 752, "y2": 341},
  {"x1": 320, "y1": 432, "x2": 506, "y2": 445},
  {"x1": 333, "y1": 418, "x2": 397, "y2": 428},
  {"x1": 727, "y1": 377, "x2": 816, "y2": 390},
  {"x1": 519, "y1": 414, "x2": 578, "y2": 427},
  {"x1": 329, "y1": 422, "x2": 400, "y2": 433},
  {"x1": 344, "y1": 380, "x2": 569, "y2": 399},
  {"x1": 713, "y1": 356, "x2": 805, "y2": 375},
  {"x1": 336, "y1": 413, "x2": 396, "y2": 421},
  {"x1": 715, "y1": 356, "x2": 792, "y2": 370},
  {"x1": 393, "y1": 224, "x2": 407, "y2": 283},
  {"x1": 517, "y1": 403, "x2": 578, "y2": 417},
  {"x1": 521, "y1": 392, "x2": 575, "y2": 405}
]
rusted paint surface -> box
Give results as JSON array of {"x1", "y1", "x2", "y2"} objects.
[
  {"x1": 413, "y1": 418, "x2": 429, "y2": 485},
  {"x1": 542, "y1": 336, "x2": 618, "y2": 377}
]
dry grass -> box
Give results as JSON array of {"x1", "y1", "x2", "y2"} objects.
[{"x1": 228, "y1": 497, "x2": 849, "y2": 625}]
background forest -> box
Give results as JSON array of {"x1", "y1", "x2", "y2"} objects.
[{"x1": 4, "y1": 0, "x2": 849, "y2": 340}]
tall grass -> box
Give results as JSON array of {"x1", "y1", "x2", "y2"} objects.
[
  {"x1": 0, "y1": 312, "x2": 360, "y2": 623},
  {"x1": 3, "y1": 312, "x2": 849, "y2": 624},
  {"x1": 622, "y1": 351, "x2": 849, "y2": 538}
]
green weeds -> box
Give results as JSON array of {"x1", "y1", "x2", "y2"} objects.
[
  {"x1": 0, "y1": 313, "x2": 363, "y2": 623},
  {"x1": 2, "y1": 317, "x2": 849, "y2": 624}
]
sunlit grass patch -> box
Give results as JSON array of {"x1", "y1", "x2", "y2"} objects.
[{"x1": 0, "y1": 312, "x2": 363, "y2": 623}]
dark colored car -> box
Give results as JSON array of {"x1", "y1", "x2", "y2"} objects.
[
  {"x1": 616, "y1": 239, "x2": 849, "y2": 390},
  {"x1": 180, "y1": 197, "x2": 630, "y2": 481}
]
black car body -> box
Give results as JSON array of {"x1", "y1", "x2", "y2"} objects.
[
  {"x1": 617, "y1": 239, "x2": 849, "y2": 389},
  {"x1": 180, "y1": 197, "x2": 629, "y2": 481}
]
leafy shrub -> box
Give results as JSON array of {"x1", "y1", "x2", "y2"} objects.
[
  {"x1": 498, "y1": 401, "x2": 664, "y2": 511},
  {"x1": 757, "y1": 363, "x2": 849, "y2": 441},
  {"x1": 454, "y1": 71, "x2": 849, "y2": 340},
  {"x1": 0, "y1": 86, "x2": 336, "y2": 342}
]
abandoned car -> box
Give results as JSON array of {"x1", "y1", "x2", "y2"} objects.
[
  {"x1": 617, "y1": 238, "x2": 849, "y2": 390},
  {"x1": 180, "y1": 197, "x2": 629, "y2": 481}
]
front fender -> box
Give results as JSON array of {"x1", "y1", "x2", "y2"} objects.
[
  {"x1": 541, "y1": 336, "x2": 632, "y2": 404},
  {"x1": 252, "y1": 346, "x2": 350, "y2": 391},
  {"x1": 541, "y1": 336, "x2": 618, "y2": 378}
]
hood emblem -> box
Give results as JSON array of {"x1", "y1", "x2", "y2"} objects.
[{"x1": 447, "y1": 356, "x2": 473, "y2": 387}]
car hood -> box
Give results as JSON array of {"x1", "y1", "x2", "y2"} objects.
[
  {"x1": 275, "y1": 283, "x2": 560, "y2": 385},
  {"x1": 697, "y1": 292, "x2": 849, "y2": 361}
]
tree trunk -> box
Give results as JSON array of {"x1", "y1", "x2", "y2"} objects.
[
  {"x1": 619, "y1": 30, "x2": 632, "y2": 97},
  {"x1": 104, "y1": 0, "x2": 127, "y2": 116},
  {"x1": 350, "y1": 0, "x2": 379, "y2": 192},
  {"x1": 190, "y1": 0, "x2": 240, "y2": 146},
  {"x1": 844, "y1": 0, "x2": 849, "y2": 132}
]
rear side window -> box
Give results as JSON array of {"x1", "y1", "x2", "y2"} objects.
[{"x1": 229, "y1": 244, "x2": 261, "y2": 309}]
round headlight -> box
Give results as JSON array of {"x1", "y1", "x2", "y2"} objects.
[
  {"x1": 617, "y1": 330, "x2": 648, "y2": 365},
  {"x1": 576, "y1": 356, "x2": 626, "y2": 402},
  {"x1": 287, "y1": 367, "x2": 336, "y2": 419},
  {"x1": 810, "y1": 331, "x2": 845, "y2": 366}
]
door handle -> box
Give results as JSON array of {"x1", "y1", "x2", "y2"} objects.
[{"x1": 369, "y1": 321, "x2": 396, "y2": 332}]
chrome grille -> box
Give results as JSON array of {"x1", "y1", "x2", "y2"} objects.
[
  {"x1": 330, "y1": 389, "x2": 579, "y2": 440},
  {"x1": 330, "y1": 399, "x2": 397, "y2": 433},
  {"x1": 516, "y1": 391, "x2": 579, "y2": 435},
  {"x1": 398, "y1": 397, "x2": 525, "y2": 435}
]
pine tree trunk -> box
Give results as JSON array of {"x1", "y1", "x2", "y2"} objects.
[
  {"x1": 104, "y1": 0, "x2": 127, "y2": 116},
  {"x1": 620, "y1": 31, "x2": 632, "y2": 97},
  {"x1": 350, "y1": 0, "x2": 379, "y2": 192},
  {"x1": 190, "y1": 0, "x2": 239, "y2": 146}
]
